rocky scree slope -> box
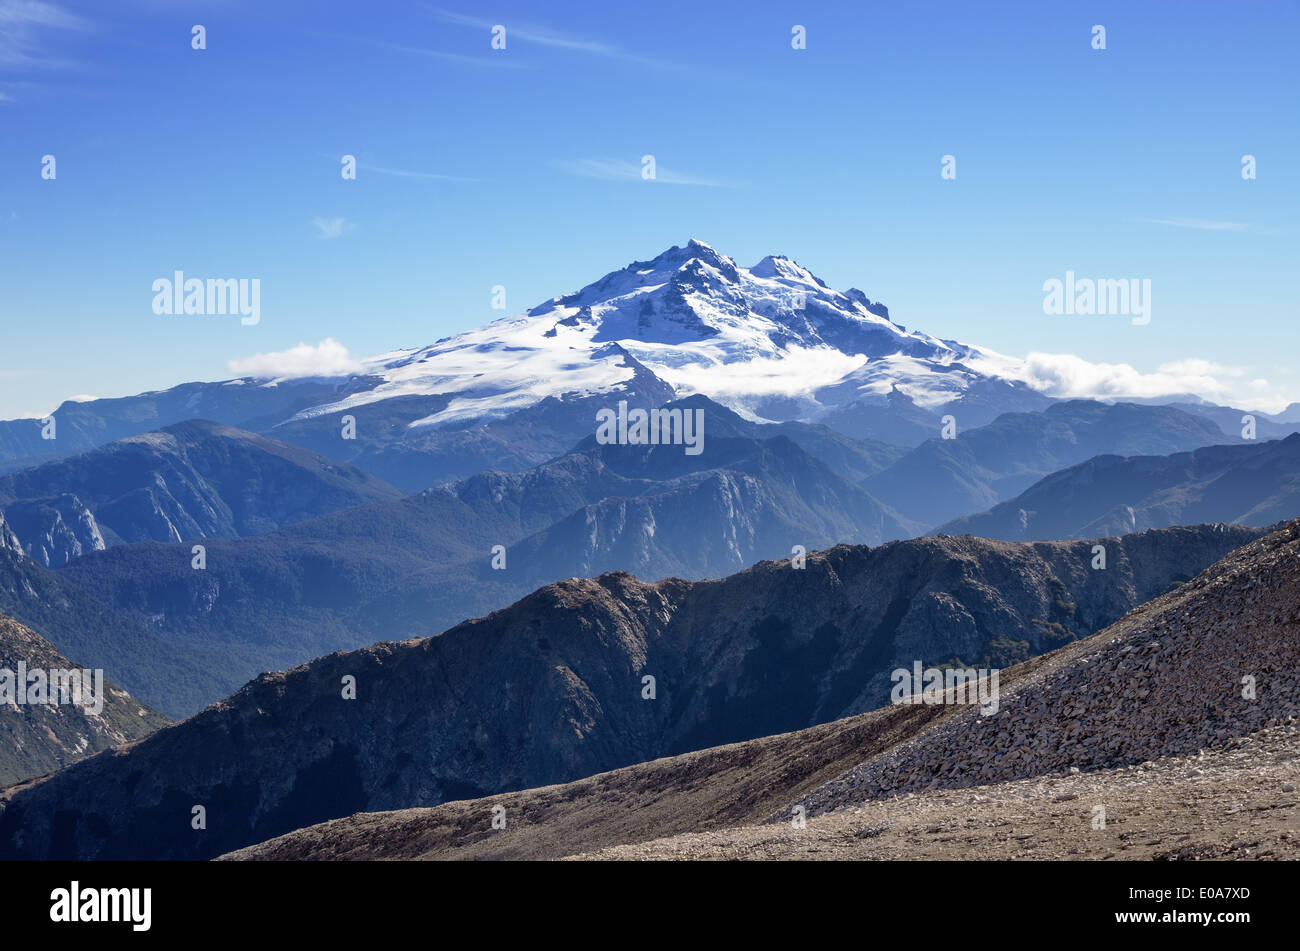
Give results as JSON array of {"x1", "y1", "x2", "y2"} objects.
[{"x1": 798, "y1": 517, "x2": 1300, "y2": 816}]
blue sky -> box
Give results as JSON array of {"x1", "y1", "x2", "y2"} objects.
[{"x1": 1, "y1": 0, "x2": 1297, "y2": 419}]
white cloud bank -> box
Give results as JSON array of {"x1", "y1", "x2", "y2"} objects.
[
  {"x1": 227, "y1": 338, "x2": 364, "y2": 380},
  {"x1": 1013, "y1": 353, "x2": 1293, "y2": 413},
  {"x1": 219, "y1": 339, "x2": 1297, "y2": 413}
]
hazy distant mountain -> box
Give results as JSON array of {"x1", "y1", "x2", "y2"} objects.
[
  {"x1": 0, "y1": 378, "x2": 355, "y2": 473},
  {"x1": 0, "y1": 421, "x2": 402, "y2": 565},
  {"x1": 938, "y1": 434, "x2": 1300, "y2": 540},
  {"x1": 54, "y1": 400, "x2": 917, "y2": 714},
  {"x1": 6, "y1": 241, "x2": 1277, "y2": 503},
  {"x1": 1271, "y1": 402, "x2": 1300, "y2": 424},
  {"x1": 1164, "y1": 401, "x2": 1300, "y2": 441},
  {"x1": 863, "y1": 400, "x2": 1230, "y2": 527},
  {"x1": 0, "y1": 522, "x2": 1257, "y2": 860},
  {"x1": 0, "y1": 612, "x2": 168, "y2": 786}
]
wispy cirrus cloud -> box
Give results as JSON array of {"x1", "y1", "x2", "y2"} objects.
[
  {"x1": 360, "y1": 162, "x2": 479, "y2": 183},
  {"x1": 311, "y1": 216, "x2": 354, "y2": 239},
  {"x1": 423, "y1": 5, "x2": 694, "y2": 73},
  {"x1": 560, "y1": 157, "x2": 734, "y2": 188},
  {"x1": 1137, "y1": 217, "x2": 1250, "y2": 232},
  {"x1": 0, "y1": 79, "x2": 34, "y2": 103},
  {"x1": 316, "y1": 152, "x2": 478, "y2": 184},
  {"x1": 0, "y1": 0, "x2": 86, "y2": 71},
  {"x1": 430, "y1": 7, "x2": 616, "y2": 54},
  {"x1": 361, "y1": 36, "x2": 531, "y2": 69}
]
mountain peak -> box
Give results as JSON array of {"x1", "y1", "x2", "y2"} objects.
[
  {"x1": 645, "y1": 238, "x2": 733, "y2": 272},
  {"x1": 750, "y1": 254, "x2": 826, "y2": 288},
  {"x1": 290, "y1": 240, "x2": 1019, "y2": 435}
]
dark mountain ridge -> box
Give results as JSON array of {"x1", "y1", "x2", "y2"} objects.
[
  {"x1": 0, "y1": 522, "x2": 1260, "y2": 860},
  {"x1": 939, "y1": 433, "x2": 1300, "y2": 540}
]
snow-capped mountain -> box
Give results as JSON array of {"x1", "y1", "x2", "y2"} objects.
[
  {"x1": 293, "y1": 239, "x2": 1042, "y2": 430},
  {"x1": 0, "y1": 240, "x2": 1061, "y2": 488}
]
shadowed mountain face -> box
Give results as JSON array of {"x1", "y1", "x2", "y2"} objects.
[
  {"x1": 0, "y1": 613, "x2": 168, "y2": 787},
  {"x1": 863, "y1": 400, "x2": 1230, "y2": 527},
  {"x1": 0, "y1": 522, "x2": 1259, "y2": 860},
  {"x1": 0, "y1": 513, "x2": 260, "y2": 718},
  {"x1": 0, "y1": 495, "x2": 104, "y2": 570},
  {"x1": 0, "y1": 420, "x2": 402, "y2": 565},
  {"x1": 52, "y1": 399, "x2": 918, "y2": 714},
  {"x1": 938, "y1": 434, "x2": 1300, "y2": 541}
]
